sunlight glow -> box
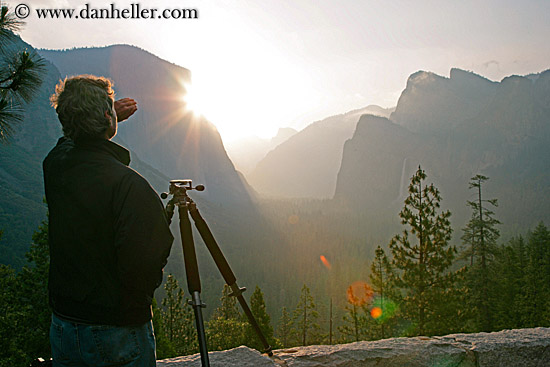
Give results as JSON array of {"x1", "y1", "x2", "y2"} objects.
[
  {"x1": 181, "y1": 82, "x2": 206, "y2": 118},
  {"x1": 163, "y1": 18, "x2": 321, "y2": 144}
]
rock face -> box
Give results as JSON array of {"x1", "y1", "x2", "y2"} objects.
[
  {"x1": 248, "y1": 105, "x2": 394, "y2": 199},
  {"x1": 158, "y1": 328, "x2": 550, "y2": 366},
  {"x1": 335, "y1": 69, "x2": 550, "y2": 230}
]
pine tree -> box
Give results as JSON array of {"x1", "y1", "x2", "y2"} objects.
[
  {"x1": 16, "y1": 219, "x2": 51, "y2": 357},
  {"x1": 291, "y1": 284, "x2": 321, "y2": 346},
  {"x1": 523, "y1": 223, "x2": 550, "y2": 327},
  {"x1": 0, "y1": 257, "x2": 23, "y2": 366},
  {"x1": 152, "y1": 297, "x2": 176, "y2": 358},
  {"x1": 460, "y1": 175, "x2": 500, "y2": 331},
  {"x1": 492, "y1": 235, "x2": 528, "y2": 329},
  {"x1": 206, "y1": 284, "x2": 247, "y2": 351},
  {"x1": 243, "y1": 286, "x2": 275, "y2": 351},
  {"x1": 0, "y1": 220, "x2": 51, "y2": 366},
  {"x1": 389, "y1": 166, "x2": 459, "y2": 336},
  {"x1": 161, "y1": 274, "x2": 196, "y2": 356},
  {"x1": 338, "y1": 301, "x2": 366, "y2": 342},
  {"x1": 0, "y1": 4, "x2": 45, "y2": 142},
  {"x1": 276, "y1": 307, "x2": 292, "y2": 348},
  {"x1": 368, "y1": 245, "x2": 399, "y2": 339}
]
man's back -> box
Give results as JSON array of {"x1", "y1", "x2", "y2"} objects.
[{"x1": 44, "y1": 137, "x2": 173, "y2": 326}]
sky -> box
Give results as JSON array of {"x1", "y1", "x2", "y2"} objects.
[{"x1": 5, "y1": 0, "x2": 550, "y2": 142}]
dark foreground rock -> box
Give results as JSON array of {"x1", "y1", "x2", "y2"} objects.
[{"x1": 157, "y1": 328, "x2": 550, "y2": 366}]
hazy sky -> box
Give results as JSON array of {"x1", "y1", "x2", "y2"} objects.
[{"x1": 6, "y1": 0, "x2": 550, "y2": 142}]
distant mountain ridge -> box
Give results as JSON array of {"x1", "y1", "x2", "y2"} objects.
[
  {"x1": 336, "y1": 68, "x2": 550, "y2": 230},
  {"x1": 390, "y1": 68, "x2": 499, "y2": 134},
  {"x1": 248, "y1": 105, "x2": 394, "y2": 198},
  {"x1": 225, "y1": 127, "x2": 298, "y2": 175}
]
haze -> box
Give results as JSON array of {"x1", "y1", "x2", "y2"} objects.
[{"x1": 10, "y1": 0, "x2": 550, "y2": 142}]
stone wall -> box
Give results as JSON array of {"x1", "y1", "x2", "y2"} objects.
[{"x1": 157, "y1": 328, "x2": 550, "y2": 367}]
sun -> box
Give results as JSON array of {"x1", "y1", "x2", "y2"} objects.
[
  {"x1": 181, "y1": 82, "x2": 207, "y2": 118},
  {"x1": 171, "y1": 36, "x2": 319, "y2": 144}
]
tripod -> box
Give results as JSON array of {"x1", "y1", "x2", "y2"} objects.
[{"x1": 162, "y1": 180, "x2": 273, "y2": 367}]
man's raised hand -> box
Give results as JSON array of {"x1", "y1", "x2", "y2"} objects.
[{"x1": 115, "y1": 98, "x2": 138, "y2": 122}]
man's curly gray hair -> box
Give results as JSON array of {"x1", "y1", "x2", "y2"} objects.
[{"x1": 50, "y1": 75, "x2": 115, "y2": 140}]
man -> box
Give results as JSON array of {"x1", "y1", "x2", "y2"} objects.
[{"x1": 44, "y1": 75, "x2": 174, "y2": 366}]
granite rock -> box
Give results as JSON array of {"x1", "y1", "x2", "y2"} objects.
[{"x1": 158, "y1": 328, "x2": 550, "y2": 367}]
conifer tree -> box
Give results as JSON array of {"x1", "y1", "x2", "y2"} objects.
[
  {"x1": 492, "y1": 235, "x2": 528, "y2": 329},
  {"x1": 389, "y1": 166, "x2": 459, "y2": 336},
  {"x1": 0, "y1": 220, "x2": 51, "y2": 366},
  {"x1": 0, "y1": 252, "x2": 23, "y2": 366},
  {"x1": 276, "y1": 307, "x2": 292, "y2": 348},
  {"x1": 152, "y1": 297, "x2": 176, "y2": 358},
  {"x1": 161, "y1": 274, "x2": 196, "y2": 356},
  {"x1": 291, "y1": 284, "x2": 321, "y2": 346},
  {"x1": 0, "y1": 4, "x2": 45, "y2": 142},
  {"x1": 243, "y1": 286, "x2": 275, "y2": 351},
  {"x1": 338, "y1": 301, "x2": 366, "y2": 342},
  {"x1": 461, "y1": 175, "x2": 500, "y2": 331},
  {"x1": 369, "y1": 245, "x2": 399, "y2": 339},
  {"x1": 16, "y1": 219, "x2": 51, "y2": 357},
  {"x1": 206, "y1": 284, "x2": 247, "y2": 351},
  {"x1": 523, "y1": 223, "x2": 550, "y2": 327}
]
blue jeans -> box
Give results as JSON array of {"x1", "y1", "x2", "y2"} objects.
[{"x1": 50, "y1": 314, "x2": 156, "y2": 367}]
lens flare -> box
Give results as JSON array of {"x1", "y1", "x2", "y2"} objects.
[
  {"x1": 320, "y1": 255, "x2": 332, "y2": 270},
  {"x1": 370, "y1": 296, "x2": 399, "y2": 322},
  {"x1": 371, "y1": 307, "x2": 383, "y2": 319},
  {"x1": 346, "y1": 281, "x2": 373, "y2": 306}
]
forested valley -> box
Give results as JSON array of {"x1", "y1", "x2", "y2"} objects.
[{"x1": 2, "y1": 167, "x2": 549, "y2": 364}]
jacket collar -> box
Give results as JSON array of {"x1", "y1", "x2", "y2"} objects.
[{"x1": 60, "y1": 137, "x2": 131, "y2": 166}]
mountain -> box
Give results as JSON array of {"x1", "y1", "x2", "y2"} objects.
[
  {"x1": 248, "y1": 105, "x2": 394, "y2": 198},
  {"x1": 335, "y1": 69, "x2": 550, "y2": 231},
  {"x1": 39, "y1": 45, "x2": 253, "y2": 205},
  {"x1": 225, "y1": 127, "x2": 298, "y2": 175},
  {"x1": 390, "y1": 68, "x2": 499, "y2": 134}
]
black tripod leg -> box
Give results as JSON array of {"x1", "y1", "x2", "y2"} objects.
[
  {"x1": 231, "y1": 284, "x2": 274, "y2": 356},
  {"x1": 178, "y1": 205, "x2": 210, "y2": 366},
  {"x1": 188, "y1": 205, "x2": 273, "y2": 356}
]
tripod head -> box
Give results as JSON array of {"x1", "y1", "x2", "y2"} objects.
[
  {"x1": 161, "y1": 179, "x2": 205, "y2": 199},
  {"x1": 162, "y1": 180, "x2": 205, "y2": 224}
]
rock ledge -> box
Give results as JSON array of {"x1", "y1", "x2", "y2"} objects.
[{"x1": 157, "y1": 327, "x2": 550, "y2": 366}]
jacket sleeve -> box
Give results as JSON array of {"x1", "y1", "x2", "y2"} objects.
[{"x1": 112, "y1": 171, "x2": 174, "y2": 303}]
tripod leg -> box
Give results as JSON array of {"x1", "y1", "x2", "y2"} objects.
[
  {"x1": 191, "y1": 291, "x2": 209, "y2": 365},
  {"x1": 178, "y1": 205, "x2": 210, "y2": 366},
  {"x1": 230, "y1": 284, "x2": 274, "y2": 356},
  {"x1": 188, "y1": 204, "x2": 273, "y2": 356},
  {"x1": 179, "y1": 206, "x2": 201, "y2": 293}
]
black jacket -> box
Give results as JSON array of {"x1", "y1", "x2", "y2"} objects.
[{"x1": 43, "y1": 137, "x2": 173, "y2": 325}]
